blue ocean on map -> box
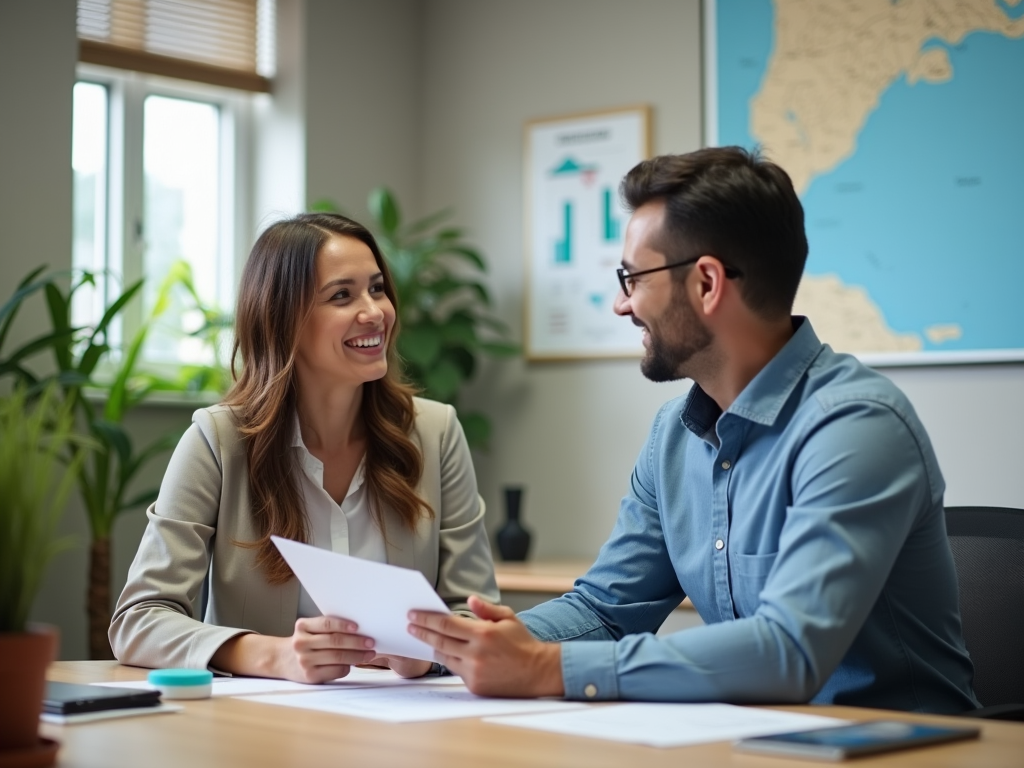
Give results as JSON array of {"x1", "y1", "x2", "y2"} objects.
[{"x1": 716, "y1": 0, "x2": 1024, "y2": 352}]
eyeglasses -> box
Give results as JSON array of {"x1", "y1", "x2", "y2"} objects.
[{"x1": 616, "y1": 257, "x2": 743, "y2": 297}]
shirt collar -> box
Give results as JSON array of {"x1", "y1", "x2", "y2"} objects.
[
  {"x1": 680, "y1": 316, "x2": 824, "y2": 436},
  {"x1": 289, "y1": 410, "x2": 367, "y2": 497}
]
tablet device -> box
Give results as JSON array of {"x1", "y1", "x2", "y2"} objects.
[
  {"x1": 43, "y1": 681, "x2": 162, "y2": 715},
  {"x1": 733, "y1": 720, "x2": 980, "y2": 761}
]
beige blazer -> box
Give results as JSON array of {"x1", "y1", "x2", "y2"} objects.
[{"x1": 109, "y1": 397, "x2": 499, "y2": 669}]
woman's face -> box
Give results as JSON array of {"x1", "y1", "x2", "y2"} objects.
[{"x1": 294, "y1": 234, "x2": 396, "y2": 391}]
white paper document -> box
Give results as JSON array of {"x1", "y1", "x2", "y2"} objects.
[
  {"x1": 94, "y1": 667, "x2": 464, "y2": 698},
  {"x1": 246, "y1": 685, "x2": 588, "y2": 722},
  {"x1": 272, "y1": 535, "x2": 449, "y2": 661},
  {"x1": 486, "y1": 703, "x2": 847, "y2": 748}
]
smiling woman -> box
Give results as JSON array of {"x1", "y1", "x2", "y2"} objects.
[{"x1": 108, "y1": 213, "x2": 499, "y2": 683}]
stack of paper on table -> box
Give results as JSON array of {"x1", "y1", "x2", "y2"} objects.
[{"x1": 245, "y1": 686, "x2": 587, "y2": 722}]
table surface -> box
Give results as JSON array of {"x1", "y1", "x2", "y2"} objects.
[
  {"x1": 494, "y1": 559, "x2": 695, "y2": 610},
  {"x1": 41, "y1": 662, "x2": 1024, "y2": 768}
]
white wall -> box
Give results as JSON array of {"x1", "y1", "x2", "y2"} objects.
[
  {"x1": 305, "y1": 0, "x2": 423, "y2": 222},
  {"x1": 0, "y1": 1, "x2": 75, "y2": 335}
]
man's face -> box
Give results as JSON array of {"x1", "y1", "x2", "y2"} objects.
[{"x1": 613, "y1": 201, "x2": 712, "y2": 382}]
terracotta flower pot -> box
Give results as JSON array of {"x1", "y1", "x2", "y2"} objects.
[{"x1": 0, "y1": 625, "x2": 57, "y2": 751}]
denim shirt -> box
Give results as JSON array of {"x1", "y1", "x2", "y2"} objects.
[{"x1": 520, "y1": 318, "x2": 978, "y2": 714}]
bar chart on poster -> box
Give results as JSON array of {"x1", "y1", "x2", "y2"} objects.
[{"x1": 525, "y1": 106, "x2": 649, "y2": 360}]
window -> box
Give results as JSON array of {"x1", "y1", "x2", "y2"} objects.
[
  {"x1": 72, "y1": 68, "x2": 251, "y2": 369},
  {"x1": 73, "y1": 0, "x2": 274, "y2": 373}
]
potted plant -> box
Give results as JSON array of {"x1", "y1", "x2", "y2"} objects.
[
  {"x1": 313, "y1": 189, "x2": 519, "y2": 448},
  {"x1": 0, "y1": 264, "x2": 219, "y2": 659},
  {"x1": 0, "y1": 384, "x2": 87, "y2": 760}
]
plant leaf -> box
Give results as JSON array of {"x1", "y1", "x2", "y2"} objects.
[
  {"x1": 119, "y1": 488, "x2": 159, "y2": 513},
  {"x1": 90, "y1": 278, "x2": 143, "y2": 344},
  {"x1": 458, "y1": 412, "x2": 491, "y2": 451},
  {"x1": 123, "y1": 432, "x2": 181, "y2": 483},
  {"x1": 76, "y1": 342, "x2": 110, "y2": 378},
  {"x1": 0, "y1": 266, "x2": 48, "y2": 352},
  {"x1": 43, "y1": 283, "x2": 73, "y2": 370},
  {"x1": 397, "y1": 324, "x2": 443, "y2": 369},
  {"x1": 0, "y1": 328, "x2": 78, "y2": 368},
  {"x1": 439, "y1": 316, "x2": 477, "y2": 347},
  {"x1": 368, "y1": 188, "x2": 400, "y2": 235},
  {"x1": 309, "y1": 198, "x2": 341, "y2": 213},
  {"x1": 423, "y1": 359, "x2": 462, "y2": 403},
  {"x1": 478, "y1": 341, "x2": 521, "y2": 357},
  {"x1": 464, "y1": 281, "x2": 492, "y2": 306},
  {"x1": 443, "y1": 246, "x2": 486, "y2": 271},
  {"x1": 443, "y1": 347, "x2": 476, "y2": 379},
  {"x1": 91, "y1": 420, "x2": 132, "y2": 468},
  {"x1": 399, "y1": 207, "x2": 453, "y2": 238}
]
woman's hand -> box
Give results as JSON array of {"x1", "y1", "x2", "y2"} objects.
[
  {"x1": 277, "y1": 616, "x2": 378, "y2": 683},
  {"x1": 366, "y1": 655, "x2": 433, "y2": 679},
  {"x1": 212, "y1": 616, "x2": 377, "y2": 683}
]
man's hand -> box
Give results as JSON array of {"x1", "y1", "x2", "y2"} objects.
[{"x1": 407, "y1": 595, "x2": 564, "y2": 698}]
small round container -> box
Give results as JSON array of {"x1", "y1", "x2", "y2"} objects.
[{"x1": 148, "y1": 668, "x2": 214, "y2": 699}]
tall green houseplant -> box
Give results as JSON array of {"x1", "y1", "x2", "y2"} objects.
[
  {"x1": 0, "y1": 264, "x2": 218, "y2": 658},
  {"x1": 0, "y1": 383, "x2": 90, "y2": 752},
  {"x1": 0, "y1": 384, "x2": 86, "y2": 633},
  {"x1": 314, "y1": 189, "x2": 518, "y2": 447}
]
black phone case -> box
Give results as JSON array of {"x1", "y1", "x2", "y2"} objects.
[{"x1": 43, "y1": 681, "x2": 162, "y2": 715}]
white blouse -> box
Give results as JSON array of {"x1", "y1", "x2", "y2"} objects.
[{"x1": 290, "y1": 418, "x2": 387, "y2": 619}]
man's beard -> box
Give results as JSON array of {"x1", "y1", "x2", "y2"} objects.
[{"x1": 639, "y1": 296, "x2": 713, "y2": 382}]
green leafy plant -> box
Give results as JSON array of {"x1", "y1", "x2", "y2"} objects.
[
  {"x1": 0, "y1": 262, "x2": 223, "y2": 657},
  {"x1": 313, "y1": 189, "x2": 519, "y2": 448},
  {"x1": 0, "y1": 384, "x2": 90, "y2": 633}
]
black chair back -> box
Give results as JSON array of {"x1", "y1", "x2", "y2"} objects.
[{"x1": 944, "y1": 506, "x2": 1024, "y2": 709}]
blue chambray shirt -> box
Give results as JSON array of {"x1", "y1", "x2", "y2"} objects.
[{"x1": 520, "y1": 318, "x2": 978, "y2": 713}]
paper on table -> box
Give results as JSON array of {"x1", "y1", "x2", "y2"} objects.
[
  {"x1": 93, "y1": 667, "x2": 464, "y2": 697},
  {"x1": 40, "y1": 703, "x2": 183, "y2": 725},
  {"x1": 485, "y1": 703, "x2": 848, "y2": 748},
  {"x1": 272, "y1": 535, "x2": 449, "y2": 661},
  {"x1": 246, "y1": 685, "x2": 588, "y2": 722}
]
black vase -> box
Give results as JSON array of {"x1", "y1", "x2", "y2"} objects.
[{"x1": 496, "y1": 486, "x2": 532, "y2": 561}]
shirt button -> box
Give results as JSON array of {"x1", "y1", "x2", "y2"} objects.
[
  {"x1": 721, "y1": 460, "x2": 731, "y2": 470},
  {"x1": 584, "y1": 684, "x2": 598, "y2": 698},
  {"x1": 715, "y1": 539, "x2": 725, "y2": 551}
]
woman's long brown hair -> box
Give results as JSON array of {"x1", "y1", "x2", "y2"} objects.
[{"x1": 224, "y1": 213, "x2": 432, "y2": 584}]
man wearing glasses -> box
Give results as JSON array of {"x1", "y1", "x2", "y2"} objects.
[{"x1": 409, "y1": 147, "x2": 977, "y2": 714}]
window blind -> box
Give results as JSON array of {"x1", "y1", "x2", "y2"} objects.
[{"x1": 77, "y1": 0, "x2": 273, "y2": 93}]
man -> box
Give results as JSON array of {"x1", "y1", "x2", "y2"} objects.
[{"x1": 408, "y1": 147, "x2": 978, "y2": 713}]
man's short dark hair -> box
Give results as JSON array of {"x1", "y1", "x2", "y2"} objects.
[{"x1": 620, "y1": 147, "x2": 808, "y2": 319}]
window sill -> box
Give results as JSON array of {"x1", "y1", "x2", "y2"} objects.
[{"x1": 81, "y1": 387, "x2": 221, "y2": 409}]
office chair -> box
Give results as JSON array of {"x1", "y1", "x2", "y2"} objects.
[{"x1": 945, "y1": 506, "x2": 1024, "y2": 721}]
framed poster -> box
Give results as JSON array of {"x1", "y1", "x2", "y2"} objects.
[
  {"x1": 524, "y1": 106, "x2": 651, "y2": 360},
  {"x1": 704, "y1": 0, "x2": 1024, "y2": 365}
]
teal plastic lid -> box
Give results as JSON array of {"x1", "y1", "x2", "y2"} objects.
[{"x1": 148, "y1": 669, "x2": 213, "y2": 687}]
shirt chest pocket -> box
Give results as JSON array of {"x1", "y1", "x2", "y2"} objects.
[{"x1": 728, "y1": 551, "x2": 778, "y2": 618}]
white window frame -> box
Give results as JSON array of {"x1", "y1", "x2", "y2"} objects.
[{"x1": 76, "y1": 62, "x2": 252, "y2": 375}]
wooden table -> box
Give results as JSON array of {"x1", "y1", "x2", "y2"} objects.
[{"x1": 42, "y1": 662, "x2": 1024, "y2": 767}]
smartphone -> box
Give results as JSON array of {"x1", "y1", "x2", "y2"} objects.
[
  {"x1": 733, "y1": 720, "x2": 981, "y2": 761},
  {"x1": 43, "y1": 682, "x2": 162, "y2": 715}
]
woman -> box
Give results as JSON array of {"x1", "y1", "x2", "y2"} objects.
[{"x1": 109, "y1": 213, "x2": 499, "y2": 682}]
